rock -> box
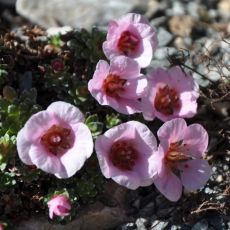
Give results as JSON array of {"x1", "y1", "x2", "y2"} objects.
[
  {"x1": 16, "y1": 182, "x2": 128, "y2": 230},
  {"x1": 151, "y1": 220, "x2": 169, "y2": 230},
  {"x1": 209, "y1": 216, "x2": 226, "y2": 230},
  {"x1": 16, "y1": 202, "x2": 128, "y2": 230},
  {"x1": 186, "y1": 2, "x2": 200, "y2": 19},
  {"x1": 168, "y1": 15, "x2": 195, "y2": 37},
  {"x1": 157, "y1": 27, "x2": 173, "y2": 47},
  {"x1": 154, "y1": 47, "x2": 177, "y2": 60},
  {"x1": 166, "y1": 1, "x2": 185, "y2": 16},
  {"x1": 150, "y1": 16, "x2": 167, "y2": 28},
  {"x1": 135, "y1": 218, "x2": 148, "y2": 230},
  {"x1": 139, "y1": 202, "x2": 155, "y2": 217},
  {"x1": 0, "y1": 0, "x2": 16, "y2": 6},
  {"x1": 216, "y1": 175, "x2": 224, "y2": 182},
  {"x1": 191, "y1": 219, "x2": 209, "y2": 230},
  {"x1": 218, "y1": 0, "x2": 230, "y2": 19},
  {"x1": 16, "y1": 0, "x2": 147, "y2": 29},
  {"x1": 120, "y1": 222, "x2": 137, "y2": 230}
]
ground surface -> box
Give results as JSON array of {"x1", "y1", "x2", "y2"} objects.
[{"x1": 0, "y1": 1, "x2": 230, "y2": 229}]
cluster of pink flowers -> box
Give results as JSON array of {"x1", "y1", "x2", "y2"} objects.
[
  {"x1": 15, "y1": 13, "x2": 212, "y2": 220},
  {"x1": 95, "y1": 118, "x2": 211, "y2": 201},
  {"x1": 88, "y1": 13, "x2": 199, "y2": 122}
]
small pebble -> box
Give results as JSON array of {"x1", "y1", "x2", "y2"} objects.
[{"x1": 191, "y1": 219, "x2": 209, "y2": 230}]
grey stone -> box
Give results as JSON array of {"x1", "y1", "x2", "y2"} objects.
[
  {"x1": 166, "y1": 1, "x2": 185, "y2": 16},
  {"x1": 170, "y1": 225, "x2": 181, "y2": 230},
  {"x1": 0, "y1": 0, "x2": 16, "y2": 6},
  {"x1": 150, "y1": 16, "x2": 167, "y2": 28},
  {"x1": 16, "y1": 202, "x2": 127, "y2": 230},
  {"x1": 16, "y1": 0, "x2": 147, "y2": 29},
  {"x1": 157, "y1": 27, "x2": 173, "y2": 47},
  {"x1": 136, "y1": 218, "x2": 148, "y2": 230},
  {"x1": 204, "y1": 187, "x2": 215, "y2": 194},
  {"x1": 186, "y1": 2, "x2": 200, "y2": 19},
  {"x1": 151, "y1": 220, "x2": 169, "y2": 230},
  {"x1": 154, "y1": 47, "x2": 177, "y2": 60},
  {"x1": 121, "y1": 222, "x2": 137, "y2": 230},
  {"x1": 139, "y1": 202, "x2": 155, "y2": 217},
  {"x1": 191, "y1": 219, "x2": 209, "y2": 230}
]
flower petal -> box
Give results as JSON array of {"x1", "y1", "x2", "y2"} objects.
[
  {"x1": 157, "y1": 118, "x2": 187, "y2": 143},
  {"x1": 183, "y1": 124, "x2": 209, "y2": 158},
  {"x1": 47, "y1": 101, "x2": 84, "y2": 125},
  {"x1": 154, "y1": 168, "x2": 182, "y2": 202},
  {"x1": 29, "y1": 145, "x2": 62, "y2": 174},
  {"x1": 16, "y1": 128, "x2": 33, "y2": 165},
  {"x1": 119, "y1": 77, "x2": 148, "y2": 99},
  {"x1": 24, "y1": 111, "x2": 56, "y2": 142},
  {"x1": 133, "y1": 40, "x2": 153, "y2": 68},
  {"x1": 179, "y1": 159, "x2": 212, "y2": 191},
  {"x1": 110, "y1": 56, "x2": 141, "y2": 79},
  {"x1": 56, "y1": 123, "x2": 93, "y2": 178}
]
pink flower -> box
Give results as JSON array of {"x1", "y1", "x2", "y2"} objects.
[
  {"x1": 142, "y1": 66, "x2": 199, "y2": 122},
  {"x1": 48, "y1": 195, "x2": 71, "y2": 219},
  {"x1": 0, "y1": 223, "x2": 4, "y2": 230},
  {"x1": 150, "y1": 118, "x2": 212, "y2": 202},
  {"x1": 95, "y1": 121, "x2": 157, "y2": 189},
  {"x1": 88, "y1": 56, "x2": 147, "y2": 114},
  {"x1": 16, "y1": 101, "x2": 93, "y2": 178},
  {"x1": 103, "y1": 13, "x2": 158, "y2": 68}
]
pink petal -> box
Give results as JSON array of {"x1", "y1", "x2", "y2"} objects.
[
  {"x1": 157, "y1": 118, "x2": 187, "y2": 143},
  {"x1": 16, "y1": 128, "x2": 33, "y2": 165},
  {"x1": 119, "y1": 77, "x2": 148, "y2": 99},
  {"x1": 178, "y1": 99, "x2": 197, "y2": 118},
  {"x1": 179, "y1": 159, "x2": 212, "y2": 191},
  {"x1": 113, "y1": 98, "x2": 142, "y2": 114},
  {"x1": 132, "y1": 121, "x2": 158, "y2": 155},
  {"x1": 119, "y1": 13, "x2": 149, "y2": 24},
  {"x1": 154, "y1": 168, "x2": 182, "y2": 202},
  {"x1": 29, "y1": 145, "x2": 62, "y2": 175},
  {"x1": 56, "y1": 123, "x2": 93, "y2": 178},
  {"x1": 107, "y1": 20, "x2": 119, "y2": 40},
  {"x1": 110, "y1": 56, "x2": 140, "y2": 79},
  {"x1": 112, "y1": 172, "x2": 144, "y2": 190},
  {"x1": 133, "y1": 39, "x2": 153, "y2": 68},
  {"x1": 24, "y1": 111, "x2": 56, "y2": 142},
  {"x1": 183, "y1": 124, "x2": 209, "y2": 158},
  {"x1": 47, "y1": 101, "x2": 84, "y2": 125},
  {"x1": 102, "y1": 39, "x2": 118, "y2": 60},
  {"x1": 88, "y1": 60, "x2": 110, "y2": 92},
  {"x1": 95, "y1": 122, "x2": 136, "y2": 178}
]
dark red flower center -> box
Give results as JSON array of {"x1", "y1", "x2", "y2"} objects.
[
  {"x1": 103, "y1": 74, "x2": 126, "y2": 98},
  {"x1": 154, "y1": 85, "x2": 180, "y2": 116},
  {"x1": 109, "y1": 140, "x2": 139, "y2": 171},
  {"x1": 117, "y1": 30, "x2": 140, "y2": 56},
  {"x1": 41, "y1": 124, "x2": 72, "y2": 155}
]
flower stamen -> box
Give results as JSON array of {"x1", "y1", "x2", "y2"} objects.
[
  {"x1": 41, "y1": 125, "x2": 72, "y2": 155},
  {"x1": 103, "y1": 74, "x2": 126, "y2": 98},
  {"x1": 109, "y1": 140, "x2": 139, "y2": 170},
  {"x1": 117, "y1": 31, "x2": 140, "y2": 55},
  {"x1": 154, "y1": 85, "x2": 180, "y2": 115}
]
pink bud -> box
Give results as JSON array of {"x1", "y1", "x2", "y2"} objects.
[
  {"x1": 51, "y1": 59, "x2": 64, "y2": 72},
  {"x1": 47, "y1": 195, "x2": 71, "y2": 219}
]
